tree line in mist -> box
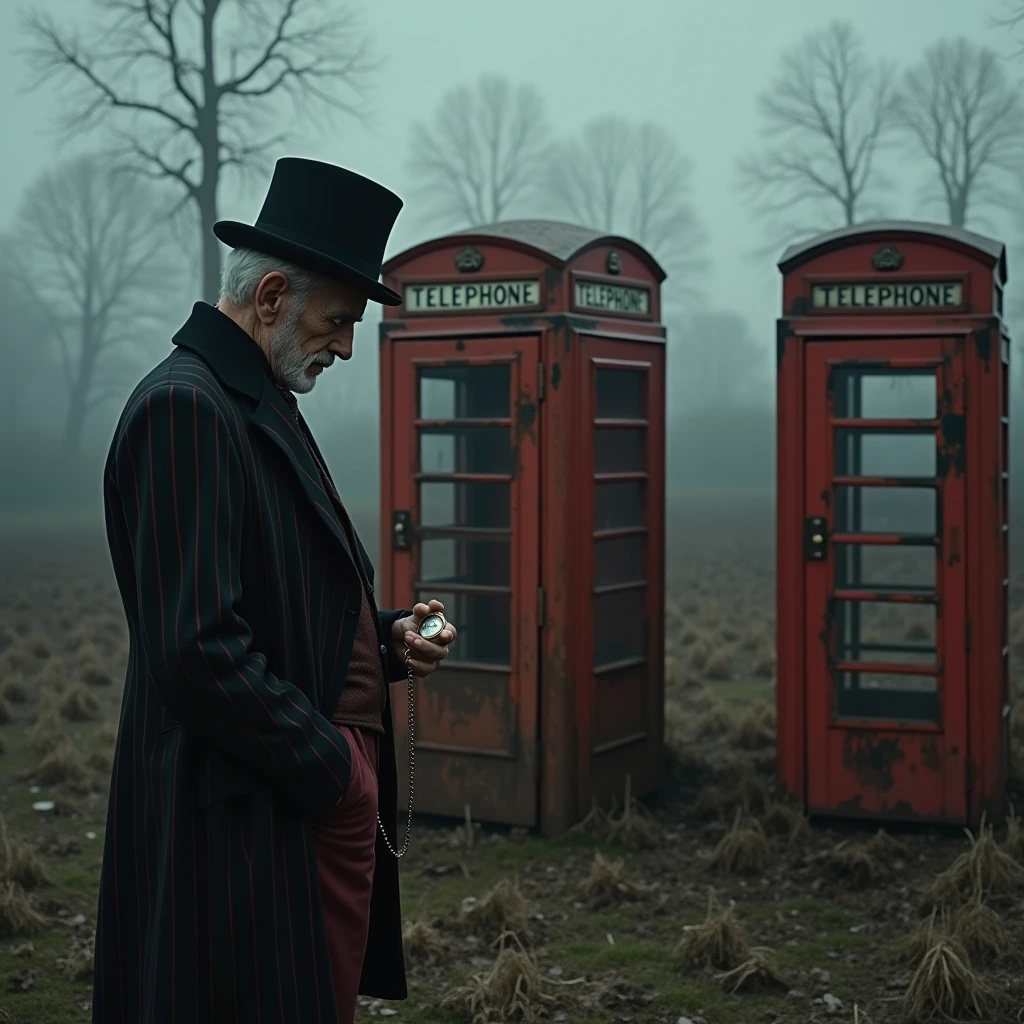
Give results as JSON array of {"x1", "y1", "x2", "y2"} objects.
[{"x1": 2, "y1": 0, "x2": 1024, "y2": 518}]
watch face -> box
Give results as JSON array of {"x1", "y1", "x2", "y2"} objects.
[{"x1": 418, "y1": 613, "x2": 446, "y2": 640}]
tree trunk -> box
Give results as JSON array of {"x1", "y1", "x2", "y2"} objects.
[
  {"x1": 199, "y1": 180, "x2": 221, "y2": 304},
  {"x1": 62, "y1": 380, "x2": 89, "y2": 454}
]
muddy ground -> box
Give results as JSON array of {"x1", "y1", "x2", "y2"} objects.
[{"x1": 1, "y1": 501, "x2": 1024, "y2": 1024}]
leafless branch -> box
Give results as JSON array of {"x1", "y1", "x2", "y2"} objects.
[
  {"x1": 406, "y1": 74, "x2": 550, "y2": 227},
  {"x1": 738, "y1": 20, "x2": 897, "y2": 252},
  {"x1": 893, "y1": 36, "x2": 1024, "y2": 228}
]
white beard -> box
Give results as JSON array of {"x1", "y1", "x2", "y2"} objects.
[{"x1": 269, "y1": 303, "x2": 333, "y2": 394}]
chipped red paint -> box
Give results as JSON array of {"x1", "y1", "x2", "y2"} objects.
[
  {"x1": 776, "y1": 223, "x2": 1012, "y2": 828},
  {"x1": 378, "y1": 223, "x2": 667, "y2": 836}
]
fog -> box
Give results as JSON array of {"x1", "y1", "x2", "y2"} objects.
[{"x1": 2, "y1": 0, "x2": 1024, "y2": 564}]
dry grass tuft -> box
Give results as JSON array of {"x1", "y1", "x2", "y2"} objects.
[
  {"x1": 899, "y1": 928, "x2": 998, "y2": 1023},
  {"x1": 703, "y1": 647, "x2": 734, "y2": 681},
  {"x1": 0, "y1": 881, "x2": 47, "y2": 939},
  {"x1": 605, "y1": 776, "x2": 663, "y2": 849},
  {"x1": 95, "y1": 719, "x2": 119, "y2": 746},
  {"x1": 694, "y1": 702, "x2": 736, "y2": 738},
  {"x1": 27, "y1": 707, "x2": 68, "y2": 757},
  {"x1": 924, "y1": 820, "x2": 1024, "y2": 909},
  {"x1": 440, "y1": 931, "x2": 572, "y2": 1023},
  {"x1": 60, "y1": 682, "x2": 100, "y2": 722},
  {"x1": 759, "y1": 802, "x2": 809, "y2": 844},
  {"x1": 36, "y1": 655, "x2": 69, "y2": 694},
  {"x1": 22, "y1": 740, "x2": 92, "y2": 792},
  {"x1": 715, "y1": 947, "x2": 788, "y2": 994},
  {"x1": 579, "y1": 853, "x2": 642, "y2": 908},
  {"x1": 1002, "y1": 807, "x2": 1024, "y2": 863},
  {"x1": 732, "y1": 702, "x2": 776, "y2": 750},
  {"x1": 60, "y1": 933, "x2": 95, "y2": 981},
  {"x1": 466, "y1": 877, "x2": 530, "y2": 941},
  {"x1": 402, "y1": 918, "x2": 444, "y2": 964},
  {"x1": 0, "y1": 673, "x2": 29, "y2": 704},
  {"x1": 752, "y1": 645, "x2": 776, "y2": 679},
  {"x1": 24, "y1": 631, "x2": 52, "y2": 661},
  {"x1": 77, "y1": 643, "x2": 113, "y2": 686},
  {"x1": 865, "y1": 828, "x2": 911, "y2": 864},
  {"x1": 709, "y1": 810, "x2": 772, "y2": 875},
  {"x1": 0, "y1": 813, "x2": 53, "y2": 890},
  {"x1": 87, "y1": 749, "x2": 114, "y2": 773},
  {"x1": 674, "y1": 888, "x2": 749, "y2": 971},
  {"x1": 949, "y1": 899, "x2": 1012, "y2": 963},
  {"x1": 828, "y1": 840, "x2": 886, "y2": 886}
]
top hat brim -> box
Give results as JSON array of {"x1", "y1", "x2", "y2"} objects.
[{"x1": 213, "y1": 221, "x2": 402, "y2": 306}]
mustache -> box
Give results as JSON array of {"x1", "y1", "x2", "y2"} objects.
[{"x1": 309, "y1": 352, "x2": 334, "y2": 367}]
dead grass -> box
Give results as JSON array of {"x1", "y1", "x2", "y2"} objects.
[
  {"x1": 0, "y1": 673, "x2": 29, "y2": 704},
  {"x1": 95, "y1": 719, "x2": 119, "y2": 746},
  {"x1": 694, "y1": 702, "x2": 735, "y2": 738},
  {"x1": 703, "y1": 647, "x2": 734, "y2": 681},
  {"x1": 402, "y1": 918, "x2": 444, "y2": 964},
  {"x1": 60, "y1": 681, "x2": 100, "y2": 721},
  {"x1": 0, "y1": 881, "x2": 47, "y2": 939},
  {"x1": 0, "y1": 813, "x2": 53, "y2": 890},
  {"x1": 578, "y1": 853, "x2": 643, "y2": 908},
  {"x1": 59, "y1": 934, "x2": 95, "y2": 982},
  {"x1": 440, "y1": 931, "x2": 574, "y2": 1023},
  {"x1": 732, "y1": 701, "x2": 776, "y2": 749},
  {"x1": 37, "y1": 655, "x2": 69, "y2": 693},
  {"x1": 21, "y1": 739, "x2": 92, "y2": 793},
  {"x1": 924, "y1": 820, "x2": 1024, "y2": 909},
  {"x1": 27, "y1": 707, "x2": 68, "y2": 757},
  {"x1": 715, "y1": 947, "x2": 788, "y2": 995},
  {"x1": 709, "y1": 809, "x2": 773, "y2": 875},
  {"x1": 77, "y1": 642, "x2": 113, "y2": 686},
  {"x1": 674, "y1": 888, "x2": 749, "y2": 971},
  {"x1": 604, "y1": 776, "x2": 663, "y2": 849},
  {"x1": 900, "y1": 930, "x2": 998, "y2": 1022},
  {"x1": 759, "y1": 801, "x2": 809, "y2": 844},
  {"x1": 464, "y1": 877, "x2": 530, "y2": 942},
  {"x1": 828, "y1": 840, "x2": 887, "y2": 886}
]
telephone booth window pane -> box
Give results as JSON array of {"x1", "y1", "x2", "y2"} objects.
[
  {"x1": 834, "y1": 545, "x2": 936, "y2": 591},
  {"x1": 835, "y1": 600, "x2": 936, "y2": 664},
  {"x1": 420, "y1": 428, "x2": 513, "y2": 475},
  {"x1": 594, "y1": 429, "x2": 647, "y2": 474},
  {"x1": 834, "y1": 430, "x2": 936, "y2": 478},
  {"x1": 419, "y1": 482, "x2": 510, "y2": 529},
  {"x1": 594, "y1": 535, "x2": 646, "y2": 587},
  {"x1": 418, "y1": 589, "x2": 510, "y2": 666},
  {"x1": 834, "y1": 486, "x2": 937, "y2": 536},
  {"x1": 419, "y1": 365, "x2": 510, "y2": 419},
  {"x1": 836, "y1": 673, "x2": 939, "y2": 723},
  {"x1": 593, "y1": 588, "x2": 645, "y2": 666},
  {"x1": 595, "y1": 368, "x2": 646, "y2": 419},
  {"x1": 832, "y1": 369, "x2": 937, "y2": 419},
  {"x1": 595, "y1": 481, "x2": 645, "y2": 530},
  {"x1": 419, "y1": 537, "x2": 510, "y2": 588}
]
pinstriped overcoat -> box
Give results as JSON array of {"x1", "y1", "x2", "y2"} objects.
[{"x1": 94, "y1": 302, "x2": 409, "y2": 1024}]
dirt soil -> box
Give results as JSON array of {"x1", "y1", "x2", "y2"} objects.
[{"x1": 2, "y1": 502, "x2": 1024, "y2": 1024}]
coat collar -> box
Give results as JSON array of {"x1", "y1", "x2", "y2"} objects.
[{"x1": 172, "y1": 302, "x2": 359, "y2": 569}]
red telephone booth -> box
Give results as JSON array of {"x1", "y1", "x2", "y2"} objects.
[
  {"x1": 378, "y1": 221, "x2": 667, "y2": 837},
  {"x1": 776, "y1": 221, "x2": 1012, "y2": 827}
]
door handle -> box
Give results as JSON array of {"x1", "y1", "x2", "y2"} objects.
[
  {"x1": 805, "y1": 516, "x2": 827, "y2": 560},
  {"x1": 392, "y1": 510, "x2": 413, "y2": 551}
]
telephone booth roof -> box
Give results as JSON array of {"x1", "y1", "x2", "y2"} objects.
[
  {"x1": 778, "y1": 220, "x2": 1007, "y2": 281},
  {"x1": 383, "y1": 218, "x2": 668, "y2": 281}
]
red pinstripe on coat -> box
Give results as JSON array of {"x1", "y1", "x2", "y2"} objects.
[{"x1": 94, "y1": 302, "x2": 408, "y2": 1024}]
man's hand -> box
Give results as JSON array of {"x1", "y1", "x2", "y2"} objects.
[{"x1": 391, "y1": 599, "x2": 457, "y2": 677}]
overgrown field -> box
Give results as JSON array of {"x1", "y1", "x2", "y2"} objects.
[{"x1": 2, "y1": 503, "x2": 1024, "y2": 1023}]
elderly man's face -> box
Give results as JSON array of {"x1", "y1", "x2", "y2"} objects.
[{"x1": 255, "y1": 273, "x2": 368, "y2": 394}]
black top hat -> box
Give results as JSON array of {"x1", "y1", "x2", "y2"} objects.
[{"x1": 213, "y1": 158, "x2": 404, "y2": 305}]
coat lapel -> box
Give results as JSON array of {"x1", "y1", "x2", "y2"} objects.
[
  {"x1": 171, "y1": 301, "x2": 356, "y2": 567},
  {"x1": 249, "y1": 382, "x2": 356, "y2": 565}
]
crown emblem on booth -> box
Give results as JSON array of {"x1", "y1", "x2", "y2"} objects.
[
  {"x1": 455, "y1": 245, "x2": 484, "y2": 272},
  {"x1": 871, "y1": 245, "x2": 904, "y2": 271}
]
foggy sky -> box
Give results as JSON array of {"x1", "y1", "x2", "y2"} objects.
[{"x1": 1, "y1": 0, "x2": 1010, "y2": 347}]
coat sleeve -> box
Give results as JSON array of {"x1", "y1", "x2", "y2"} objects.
[
  {"x1": 377, "y1": 609, "x2": 415, "y2": 682},
  {"x1": 114, "y1": 380, "x2": 351, "y2": 819}
]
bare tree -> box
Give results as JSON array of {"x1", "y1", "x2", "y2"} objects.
[
  {"x1": 407, "y1": 75, "x2": 549, "y2": 226},
  {"x1": 545, "y1": 117, "x2": 705, "y2": 300},
  {"x1": 894, "y1": 37, "x2": 1024, "y2": 229},
  {"x1": 738, "y1": 21, "x2": 897, "y2": 250},
  {"x1": 21, "y1": 0, "x2": 378, "y2": 303},
  {"x1": 6, "y1": 155, "x2": 182, "y2": 452}
]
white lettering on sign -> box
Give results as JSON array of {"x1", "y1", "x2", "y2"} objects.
[
  {"x1": 574, "y1": 280, "x2": 651, "y2": 316},
  {"x1": 811, "y1": 282, "x2": 963, "y2": 310},
  {"x1": 404, "y1": 279, "x2": 540, "y2": 312}
]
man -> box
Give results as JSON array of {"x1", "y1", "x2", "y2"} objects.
[{"x1": 94, "y1": 157, "x2": 455, "y2": 1024}]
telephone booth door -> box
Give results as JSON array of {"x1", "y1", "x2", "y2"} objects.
[
  {"x1": 803, "y1": 336, "x2": 969, "y2": 821},
  {"x1": 386, "y1": 335, "x2": 542, "y2": 826}
]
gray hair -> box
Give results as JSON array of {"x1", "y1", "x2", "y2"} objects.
[{"x1": 219, "y1": 247, "x2": 322, "y2": 306}]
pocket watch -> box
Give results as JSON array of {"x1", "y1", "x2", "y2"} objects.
[{"x1": 418, "y1": 611, "x2": 447, "y2": 640}]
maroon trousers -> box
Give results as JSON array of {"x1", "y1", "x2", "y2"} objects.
[{"x1": 313, "y1": 725, "x2": 381, "y2": 1024}]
